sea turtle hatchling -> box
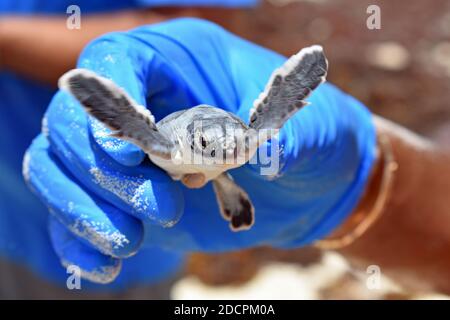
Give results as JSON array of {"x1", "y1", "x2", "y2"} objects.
[{"x1": 59, "y1": 45, "x2": 328, "y2": 231}]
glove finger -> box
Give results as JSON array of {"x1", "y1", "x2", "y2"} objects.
[
  {"x1": 45, "y1": 92, "x2": 184, "y2": 225},
  {"x1": 77, "y1": 32, "x2": 196, "y2": 167},
  {"x1": 78, "y1": 37, "x2": 147, "y2": 167},
  {"x1": 24, "y1": 134, "x2": 144, "y2": 258},
  {"x1": 48, "y1": 215, "x2": 121, "y2": 284}
]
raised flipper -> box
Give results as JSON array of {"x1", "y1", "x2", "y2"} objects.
[
  {"x1": 59, "y1": 69, "x2": 174, "y2": 160},
  {"x1": 212, "y1": 173, "x2": 254, "y2": 231},
  {"x1": 249, "y1": 45, "x2": 328, "y2": 140}
]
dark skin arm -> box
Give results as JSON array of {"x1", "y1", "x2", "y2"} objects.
[
  {"x1": 0, "y1": 7, "x2": 240, "y2": 85},
  {"x1": 334, "y1": 117, "x2": 450, "y2": 294}
]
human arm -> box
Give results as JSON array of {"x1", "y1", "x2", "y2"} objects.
[
  {"x1": 0, "y1": 7, "x2": 240, "y2": 85},
  {"x1": 333, "y1": 117, "x2": 450, "y2": 294}
]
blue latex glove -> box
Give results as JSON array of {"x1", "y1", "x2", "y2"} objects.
[
  {"x1": 2, "y1": 0, "x2": 256, "y2": 288},
  {"x1": 25, "y1": 134, "x2": 183, "y2": 286},
  {"x1": 25, "y1": 18, "x2": 376, "y2": 282}
]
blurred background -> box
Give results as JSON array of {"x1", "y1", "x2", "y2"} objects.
[
  {"x1": 1, "y1": 0, "x2": 449, "y2": 299},
  {"x1": 177, "y1": 0, "x2": 450, "y2": 300}
]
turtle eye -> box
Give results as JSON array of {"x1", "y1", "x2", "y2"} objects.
[
  {"x1": 200, "y1": 136, "x2": 207, "y2": 149},
  {"x1": 192, "y1": 131, "x2": 208, "y2": 151},
  {"x1": 190, "y1": 134, "x2": 195, "y2": 150}
]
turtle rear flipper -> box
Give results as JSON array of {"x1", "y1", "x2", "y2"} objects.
[
  {"x1": 213, "y1": 173, "x2": 254, "y2": 231},
  {"x1": 249, "y1": 45, "x2": 328, "y2": 138},
  {"x1": 59, "y1": 69, "x2": 174, "y2": 160}
]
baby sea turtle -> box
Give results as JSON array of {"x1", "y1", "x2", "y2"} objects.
[{"x1": 59, "y1": 45, "x2": 328, "y2": 231}]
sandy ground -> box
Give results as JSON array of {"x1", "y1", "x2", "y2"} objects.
[{"x1": 174, "y1": 252, "x2": 449, "y2": 300}]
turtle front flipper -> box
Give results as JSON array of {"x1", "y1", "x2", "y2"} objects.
[
  {"x1": 212, "y1": 173, "x2": 254, "y2": 231},
  {"x1": 59, "y1": 69, "x2": 175, "y2": 160},
  {"x1": 249, "y1": 45, "x2": 328, "y2": 142}
]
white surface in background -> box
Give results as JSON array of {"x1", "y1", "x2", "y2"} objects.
[
  {"x1": 366, "y1": 42, "x2": 411, "y2": 71},
  {"x1": 171, "y1": 252, "x2": 350, "y2": 300},
  {"x1": 171, "y1": 251, "x2": 449, "y2": 299}
]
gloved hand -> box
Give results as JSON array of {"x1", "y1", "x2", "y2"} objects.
[{"x1": 25, "y1": 18, "x2": 376, "y2": 282}]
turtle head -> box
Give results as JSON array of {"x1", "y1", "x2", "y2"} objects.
[{"x1": 185, "y1": 105, "x2": 249, "y2": 165}]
